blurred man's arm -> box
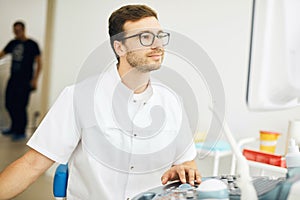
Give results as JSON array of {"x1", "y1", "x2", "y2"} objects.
[
  {"x1": 0, "y1": 51, "x2": 6, "y2": 59},
  {"x1": 161, "y1": 160, "x2": 201, "y2": 186},
  {"x1": 0, "y1": 148, "x2": 54, "y2": 200},
  {"x1": 30, "y1": 55, "x2": 42, "y2": 90}
]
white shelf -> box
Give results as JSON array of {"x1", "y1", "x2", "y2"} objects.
[{"x1": 247, "y1": 160, "x2": 287, "y2": 175}]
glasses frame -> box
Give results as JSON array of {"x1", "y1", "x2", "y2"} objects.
[{"x1": 122, "y1": 31, "x2": 170, "y2": 47}]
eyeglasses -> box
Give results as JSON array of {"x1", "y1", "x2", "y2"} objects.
[{"x1": 122, "y1": 31, "x2": 170, "y2": 47}]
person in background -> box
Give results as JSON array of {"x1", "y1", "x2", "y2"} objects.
[
  {"x1": 0, "y1": 21, "x2": 42, "y2": 141},
  {"x1": 0, "y1": 5, "x2": 200, "y2": 199}
]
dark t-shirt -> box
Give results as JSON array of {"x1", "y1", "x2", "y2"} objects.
[{"x1": 3, "y1": 39, "x2": 40, "y2": 82}]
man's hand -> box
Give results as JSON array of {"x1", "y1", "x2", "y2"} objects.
[
  {"x1": 161, "y1": 160, "x2": 201, "y2": 186},
  {"x1": 30, "y1": 78, "x2": 38, "y2": 90}
]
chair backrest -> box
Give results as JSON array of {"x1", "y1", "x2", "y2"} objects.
[{"x1": 53, "y1": 164, "x2": 68, "y2": 199}]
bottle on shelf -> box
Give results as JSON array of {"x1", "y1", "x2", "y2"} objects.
[{"x1": 286, "y1": 138, "x2": 300, "y2": 178}]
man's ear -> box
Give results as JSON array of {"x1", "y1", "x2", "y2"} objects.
[{"x1": 113, "y1": 40, "x2": 126, "y2": 57}]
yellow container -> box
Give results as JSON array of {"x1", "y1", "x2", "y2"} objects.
[{"x1": 259, "y1": 131, "x2": 280, "y2": 153}]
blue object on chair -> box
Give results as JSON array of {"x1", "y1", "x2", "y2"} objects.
[
  {"x1": 53, "y1": 164, "x2": 68, "y2": 198},
  {"x1": 195, "y1": 140, "x2": 231, "y2": 151}
]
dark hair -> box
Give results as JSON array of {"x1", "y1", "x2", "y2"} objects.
[
  {"x1": 13, "y1": 21, "x2": 25, "y2": 30},
  {"x1": 108, "y1": 5, "x2": 158, "y2": 61}
]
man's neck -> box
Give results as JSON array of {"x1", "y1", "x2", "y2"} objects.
[
  {"x1": 117, "y1": 63, "x2": 150, "y2": 94},
  {"x1": 16, "y1": 36, "x2": 27, "y2": 41}
]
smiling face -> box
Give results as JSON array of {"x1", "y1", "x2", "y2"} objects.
[{"x1": 119, "y1": 16, "x2": 165, "y2": 73}]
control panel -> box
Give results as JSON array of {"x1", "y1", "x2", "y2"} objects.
[{"x1": 132, "y1": 175, "x2": 290, "y2": 200}]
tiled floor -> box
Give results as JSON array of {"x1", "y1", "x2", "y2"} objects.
[{"x1": 0, "y1": 134, "x2": 54, "y2": 200}]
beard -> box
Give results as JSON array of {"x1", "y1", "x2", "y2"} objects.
[{"x1": 126, "y1": 49, "x2": 164, "y2": 73}]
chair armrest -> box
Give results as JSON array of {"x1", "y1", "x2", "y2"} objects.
[
  {"x1": 237, "y1": 137, "x2": 259, "y2": 149},
  {"x1": 53, "y1": 164, "x2": 68, "y2": 198}
]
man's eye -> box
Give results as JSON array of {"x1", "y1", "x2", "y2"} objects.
[
  {"x1": 141, "y1": 34, "x2": 152, "y2": 40},
  {"x1": 158, "y1": 34, "x2": 167, "y2": 39}
]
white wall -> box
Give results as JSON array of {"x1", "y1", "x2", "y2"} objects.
[
  {"x1": 0, "y1": 0, "x2": 47, "y2": 132},
  {"x1": 48, "y1": 0, "x2": 300, "y2": 156}
]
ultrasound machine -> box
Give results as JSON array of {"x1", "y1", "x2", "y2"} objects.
[{"x1": 132, "y1": 173, "x2": 300, "y2": 200}]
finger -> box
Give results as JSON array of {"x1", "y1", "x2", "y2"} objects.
[
  {"x1": 176, "y1": 166, "x2": 187, "y2": 183},
  {"x1": 188, "y1": 168, "x2": 195, "y2": 185},
  {"x1": 161, "y1": 171, "x2": 171, "y2": 185},
  {"x1": 195, "y1": 170, "x2": 202, "y2": 184}
]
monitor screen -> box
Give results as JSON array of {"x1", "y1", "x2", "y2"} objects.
[{"x1": 246, "y1": 0, "x2": 300, "y2": 110}]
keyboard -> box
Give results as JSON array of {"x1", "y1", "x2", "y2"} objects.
[
  {"x1": 220, "y1": 175, "x2": 285, "y2": 199},
  {"x1": 132, "y1": 175, "x2": 287, "y2": 200}
]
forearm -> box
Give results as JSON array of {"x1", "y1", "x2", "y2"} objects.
[
  {"x1": 0, "y1": 149, "x2": 54, "y2": 199},
  {"x1": 33, "y1": 56, "x2": 42, "y2": 80},
  {"x1": 30, "y1": 56, "x2": 42, "y2": 89}
]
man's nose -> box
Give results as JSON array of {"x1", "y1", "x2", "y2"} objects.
[{"x1": 151, "y1": 36, "x2": 164, "y2": 48}]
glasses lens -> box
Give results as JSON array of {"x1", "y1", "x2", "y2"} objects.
[
  {"x1": 158, "y1": 32, "x2": 170, "y2": 46},
  {"x1": 140, "y1": 32, "x2": 154, "y2": 46}
]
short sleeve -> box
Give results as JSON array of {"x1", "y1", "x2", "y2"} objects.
[
  {"x1": 173, "y1": 142, "x2": 197, "y2": 165},
  {"x1": 3, "y1": 40, "x2": 14, "y2": 53},
  {"x1": 33, "y1": 41, "x2": 41, "y2": 56},
  {"x1": 172, "y1": 102, "x2": 197, "y2": 165},
  {"x1": 27, "y1": 86, "x2": 81, "y2": 164}
]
